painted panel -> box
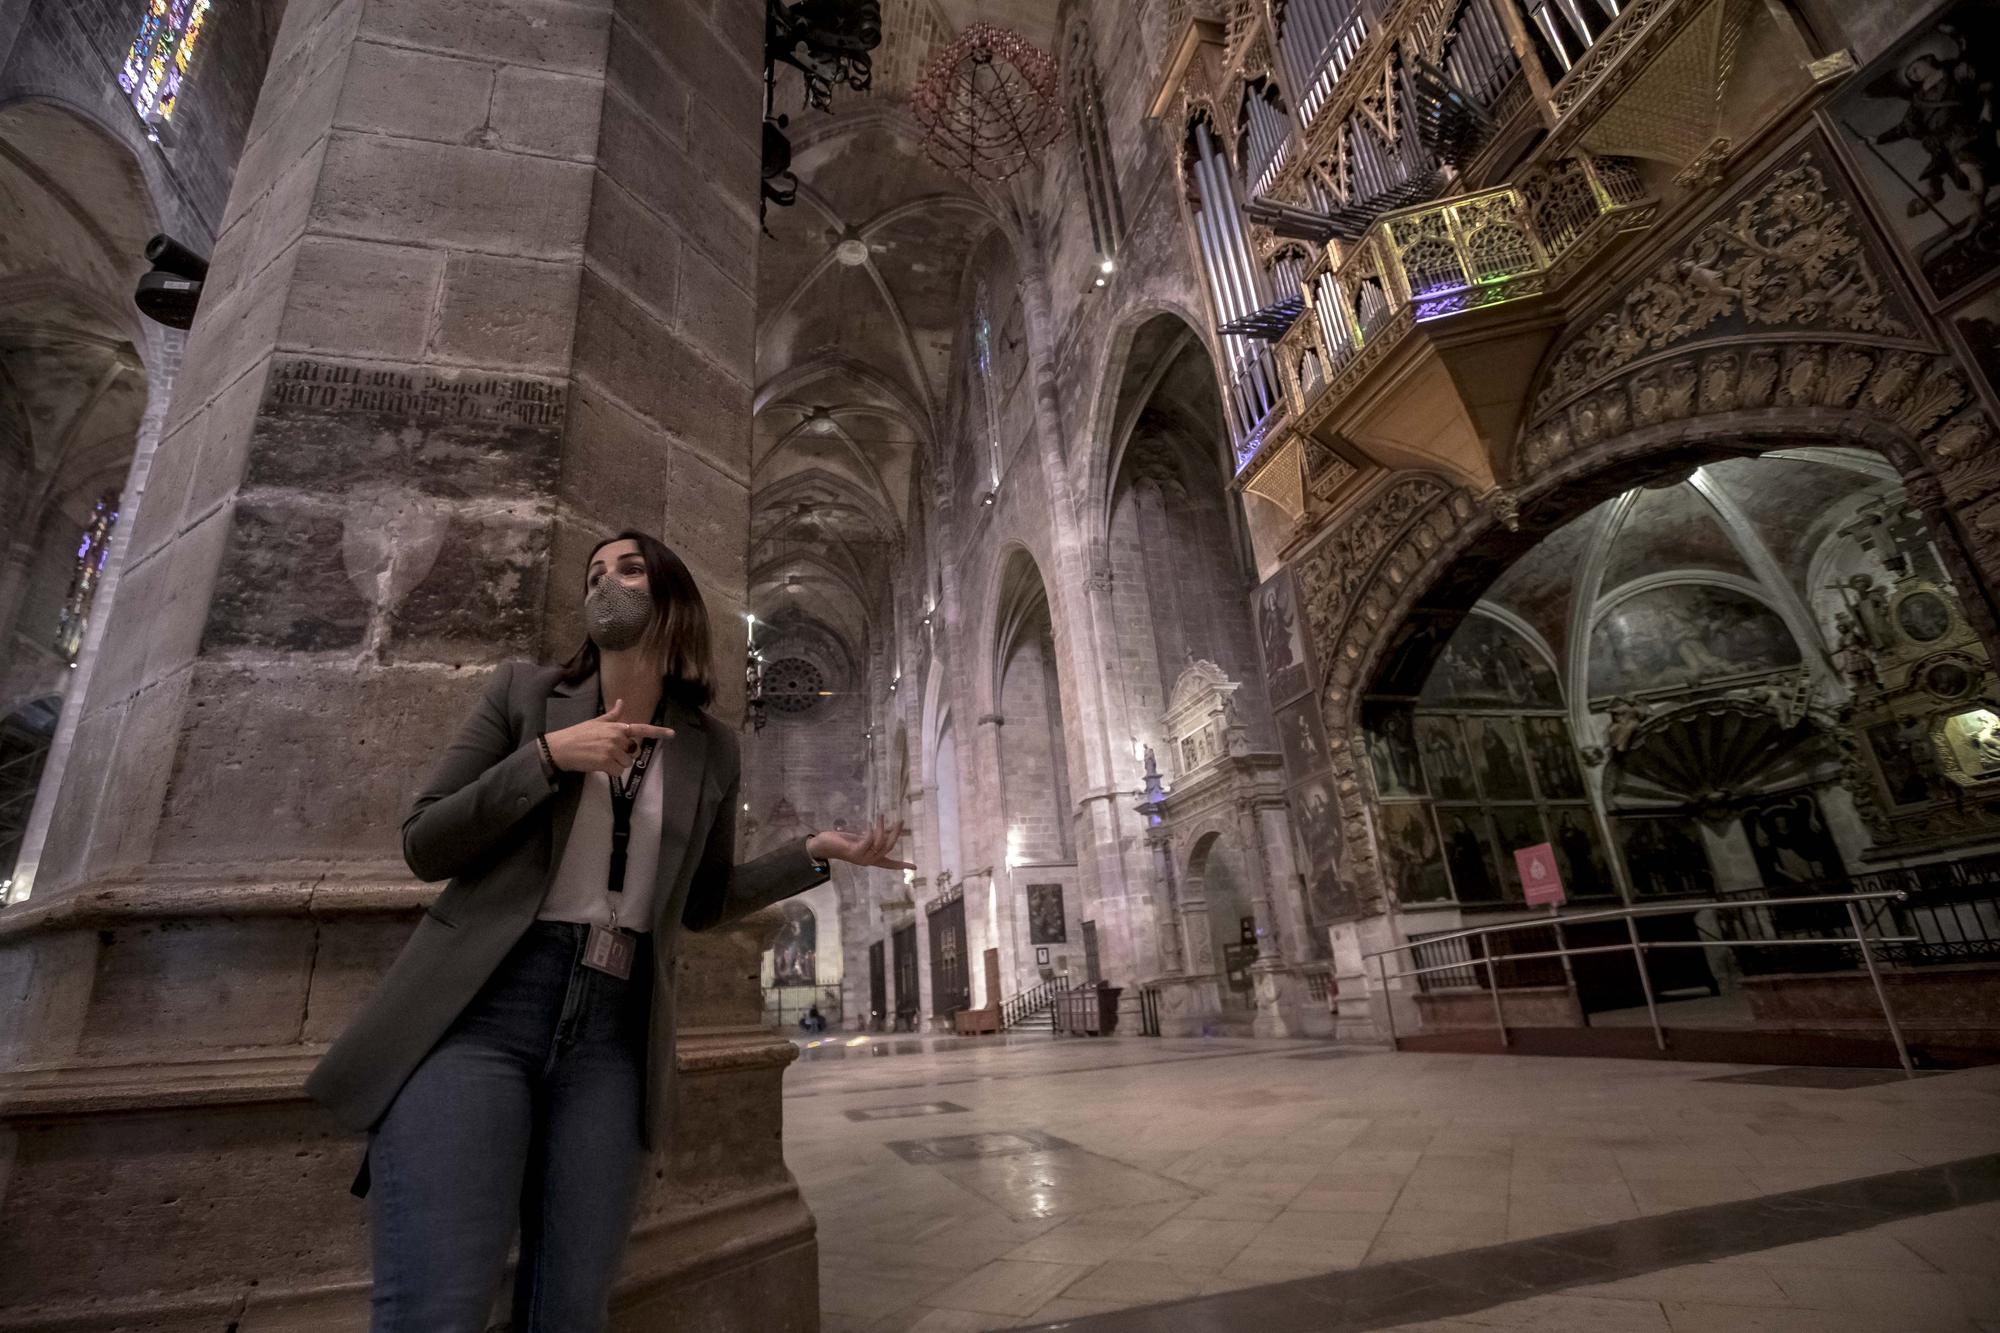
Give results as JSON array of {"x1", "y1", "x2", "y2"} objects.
[
  {"x1": 1256, "y1": 567, "x2": 1315, "y2": 705},
  {"x1": 1589, "y1": 584, "x2": 1800, "y2": 697},
  {"x1": 1363, "y1": 702, "x2": 1426, "y2": 798},
  {"x1": 1377, "y1": 803, "x2": 1451, "y2": 905},
  {"x1": 1827, "y1": 5, "x2": 2000, "y2": 305},
  {"x1": 772, "y1": 901, "x2": 817, "y2": 986},
  {"x1": 1415, "y1": 715, "x2": 1477, "y2": 801},
  {"x1": 1438, "y1": 807, "x2": 1504, "y2": 903},
  {"x1": 1275, "y1": 695, "x2": 1330, "y2": 782},
  {"x1": 1614, "y1": 817, "x2": 1717, "y2": 897},
  {"x1": 1522, "y1": 716, "x2": 1586, "y2": 799},
  {"x1": 1027, "y1": 883, "x2": 1067, "y2": 944},
  {"x1": 1419, "y1": 614, "x2": 1562, "y2": 709}
]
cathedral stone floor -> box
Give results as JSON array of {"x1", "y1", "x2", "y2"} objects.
[{"x1": 784, "y1": 1037, "x2": 2000, "y2": 1331}]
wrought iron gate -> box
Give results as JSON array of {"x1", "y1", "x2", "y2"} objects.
[
  {"x1": 891, "y1": 924, "x2": 919, "y2": 1029},
  {"x1": 927, "y1": 888, "x2": 970, "y2": 1019}
]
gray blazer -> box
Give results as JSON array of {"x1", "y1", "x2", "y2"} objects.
[{"x1": 305, "y1": 661, "x2": 827, "y2": 1149}]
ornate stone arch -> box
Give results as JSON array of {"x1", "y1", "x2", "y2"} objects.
[
  {"x1": 1508, "y1": 139, "x2": 2000, "y2": 601},
  {"x1": 1298, "y1": 141, "x2": 2000, "y2": 915}
]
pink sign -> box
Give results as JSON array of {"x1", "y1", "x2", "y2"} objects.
[{"x1": 1515, "y1": 842, "x2": 1566, "y2": 907}]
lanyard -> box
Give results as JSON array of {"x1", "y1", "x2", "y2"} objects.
[{"x1": 603, "y1": 693, "x2": 668, "y2": 921}]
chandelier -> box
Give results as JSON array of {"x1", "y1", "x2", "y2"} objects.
[{"x1": 910, "y1": 25, "x2": 1063, "y2": 182}]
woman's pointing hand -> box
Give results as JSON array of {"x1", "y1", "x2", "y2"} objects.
[{"x1": 546, "y1": 697, "x2": 674, "y2": 776}]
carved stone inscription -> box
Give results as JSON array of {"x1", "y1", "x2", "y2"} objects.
[{"x1": 267, "y1": 357, "x2": 568, "y2": 427}]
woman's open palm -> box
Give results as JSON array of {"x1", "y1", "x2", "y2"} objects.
[{"x1": 807, "y1": 817, "x2": 914, "y2": 870}]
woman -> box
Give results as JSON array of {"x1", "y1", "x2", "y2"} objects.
[{"x1": 305, "y1": 531, "x2": 910, "y2": 1332}]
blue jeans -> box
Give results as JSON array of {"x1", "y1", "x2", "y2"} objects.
[{"x1": 367, "y1": 921, "x2": 652, "y2": 1333}]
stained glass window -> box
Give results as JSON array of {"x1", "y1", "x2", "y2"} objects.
[
  {"x1": 56, "y1": 494, "x2": 119, "y2": 666},
  {"x1": 119, "y1": 0, "x2": 214, "y2": 131},
  {"x1": 972, "y1": 281, "x2": 1001, "y2": 490}
]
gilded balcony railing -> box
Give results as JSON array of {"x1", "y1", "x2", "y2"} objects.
[{"x1": 1265, "y1": 155, "x2": 1651, "y2": 427}]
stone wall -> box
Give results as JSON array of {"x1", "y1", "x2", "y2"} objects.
[
  {"x1": 0, "y1": 0, "x2": 276, "y2": 243},
  {"x1": 1, "y1": 0, "x2": 823, "y2": 1326}
]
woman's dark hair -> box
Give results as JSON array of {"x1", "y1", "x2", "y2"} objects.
[{"x1": 557, "y1": 531, "x2": 714, "y2": 709}]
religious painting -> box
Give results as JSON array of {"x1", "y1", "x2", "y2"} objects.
[
  {"x1": 1742, "y1": 794, "x2": 1847, "y2": 892},
  {"x1": 1615, "y1": 817, "x2": 1716, "y2": 897},
  {"x1": 1275, "y1": 696, "x2": 1329, "y2": 782},
  {"x1": 1589, "y1": 585, "x2": 1800, "y2": 697},
  {"x1": 1415, "y1": 715, "x2": 1476, "y2": 800},
  {"x1": 1867, "y1": 715, "x2": 1950, "y2": 807},
  {"x1": 1371, "y1": 613, "x2": 1455, "y2": 696},
  {"x1": 1894, "y1": 586, "x2": 1956, "y2": 644},
  {"x1": 1291, "y1": 777, "x2": 1343, "y2": 879},
  {"x1": 1027, "y1": 883, "x2": 1067, "y2": 944},
  {"x1": 771, "y1": 901, "x2": 817, "y2": 986},
  {"x1": 1950, "y1": 280, "x2": 2000, "y2": 403},
  {"x1": 1489, "y1": 808, "x2": 1548, "y2": 900},
  {"x1": 1521, "y1": 716, "x2": 1585, "y2": 799},
  {"x1": 1305, "y1": 869, "x2": 1358, "y2": 925},
  {"x1": 1363, "y1": 701, "x2": 1425, "y2": 798},
  {"x1": 1419, "y1": 613, "x2": 1562, "y2": 709},
  {"x1": 1466, "y1": 716, "x2": 1534, "y2": 800},
  {"x1": 1547, "y1": 806, "x2": 1614, "y2": 897},
  {"x1": 1377, "y1": 803, "x2": 1451, "y2": 904},
  {"x1": 1829, "y1": 3, "x2": 2000, "y2": 304},
  {"x1": 1934, "y1": 704, "x2": 2000, "y2": 786},
  {"x1": 1256, "y1": 568, "x2": 1314, "y2": 704},
  {"x1": 1438, "y1": 807, "x2": 1503, "y2": 902}
]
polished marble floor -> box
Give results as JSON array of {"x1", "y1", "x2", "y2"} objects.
[{"x1": 781, "y1": 1035, "x2": 2000, "y2": 1332}]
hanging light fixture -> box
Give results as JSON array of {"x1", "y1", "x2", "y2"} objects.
[
  {"x1": 745, "y1": 612, "x2": 768, "y2": 732},
  {"x1": 910, "y1": 24, "x2": 1064, "y2": 182},
  {"x1": 761, "y1": 0, "x2": 882, "y2": 226}
]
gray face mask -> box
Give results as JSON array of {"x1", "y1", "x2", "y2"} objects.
[{"x1": 584, "y1": 578, "x2": 654, "y2": 651}]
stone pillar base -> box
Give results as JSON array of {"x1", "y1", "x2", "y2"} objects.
[
  {"x1": 1147, "y1": 974, "x2": 1231, "y2": 1036},
  {"x1": 1251, "y1": 958, "x2": 1324, "y2": 1039},
  {"x1": 0, "y1": 890, "x2": 817, "y2": 1331}
]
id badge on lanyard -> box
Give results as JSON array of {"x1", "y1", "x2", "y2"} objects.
[
  {"x1": 584, "y1": 921, "x2": 637, "y2": 979},
  {"x1": 581, "y1": 695, "x2": 664, "y2": 980}
]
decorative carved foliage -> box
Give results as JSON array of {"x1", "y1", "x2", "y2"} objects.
[
  {"x1": 1519, "y1": 341, "x2": 1996, "y2": 505},
  {"x1": 1285, "y1": 474, "x2": 1477, "y2": 914},
  {"x1": 1535, "y1": 162, "x2": 1915, "y2": 415},
  {"x1": 1294, "y1": 477, "x2": 1469, "y2": 711},
  {"x1": 1516, "y1": 146, "x2": 2000, "y2": 592}
]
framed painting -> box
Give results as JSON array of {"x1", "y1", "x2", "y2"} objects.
[
  {"x1": 1377, "y1": 802, "x2": 1451, "y2": 904},
  {"x1": 1826, "y1": 4, "x2": 2000, "y2": 306},
  {"x1": 1415, "y1": 715, "x2": 1477, "y2": 801},
  {"x1": 771, "y1": 901, "x2": 817, "y2": 987},
  {"x1": 1255, "y1": 567, "x2": 1316, "y2": 705},
  {"x1": 1363, "y1": 702, "x2": 1426, "y2": 798},
  {"x1": 1945, "y1": 277, "x2": 2000, "y2": 412},
  {"x1": 1275, "y1": 696, "x2": 1329, "y2": 782},
  {"x1": 1466, "y1": 716, "x2": 1534, "y2": 801},
  {"x1": 1027, "y1": 883, "x2": 1067, "y2": 944},
  {"x1": 1290, "y1": 776, "x2": 1343, "y2": 879},
  {"x1": 1438, "y1": 807, "x2": 1504, "y2": 903}
]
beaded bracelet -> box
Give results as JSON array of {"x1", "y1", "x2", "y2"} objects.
[{"x1": 535, "y1": 731, "x2": 559, "y2": 780}]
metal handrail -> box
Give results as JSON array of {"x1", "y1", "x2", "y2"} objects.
[
  {"x1": 1363, "y1": 889, "x2": 1917, "y2": 1076},
  {"x1": 1000, "y1": 974, "x2": 1071, "y2": 1029}
]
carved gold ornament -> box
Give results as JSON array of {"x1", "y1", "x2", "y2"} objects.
[{"x1": 1536, "y1": 163, "x2": 1912, "y2": 414}]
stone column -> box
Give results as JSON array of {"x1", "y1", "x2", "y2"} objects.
[
  {"x1": 9, "y1": 330, "x2": 180, "y2": 905},
  {"x1": 0, "y1": 537, "x2": 35, "y2": 659},
  {"x1": 1015, "y1": 259, "x2": 1155, "y2": 1003},
  {"x1": 0, "y1": 0, "x2": 807, "y2": 1326},
  {"x1": 1235, "y1": 791, "x2": 1308, "y2": 1038}
]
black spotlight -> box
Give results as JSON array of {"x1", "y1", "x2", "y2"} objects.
[{"x1": 134, "y1": 234, "x2": 209, "y2": 329}]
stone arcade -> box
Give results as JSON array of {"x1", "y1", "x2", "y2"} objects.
[{"x1": 2, "y1": 0, "x2": 1999, "y2": 1328}]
